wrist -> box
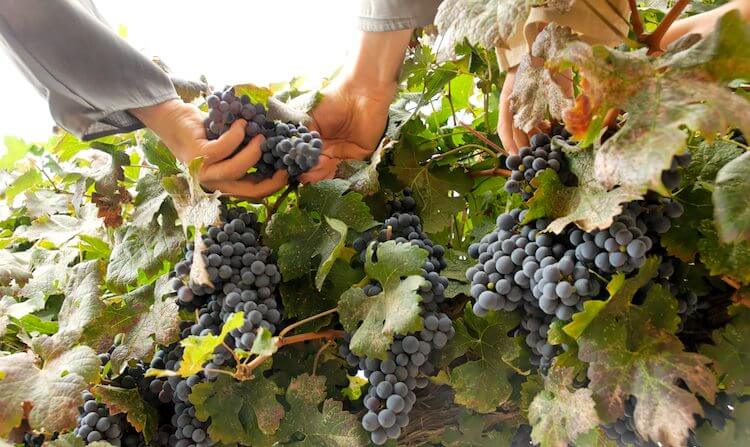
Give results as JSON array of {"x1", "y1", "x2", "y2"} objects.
[{"x1": 130, "y1": 99, "x2": 182, "y2": 136}]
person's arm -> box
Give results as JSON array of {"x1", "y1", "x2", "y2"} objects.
[
  {"x1": 662, "y1": 0, "x2": 750, "y2": 47},
  {"x1": 0, "y1": 0, "x2": 179, "y2": 140}
]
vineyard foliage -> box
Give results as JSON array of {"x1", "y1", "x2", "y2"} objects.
[{"x1": 1, "y1": 2, "x2": 750, "y2": 447}]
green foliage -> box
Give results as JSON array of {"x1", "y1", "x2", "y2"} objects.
[
  {"x1": 338, "y1": 241, "x2": 427, "y2": 358},
  {"x1": 700, "y1": 305, "x2": 750, "y2": 393}
]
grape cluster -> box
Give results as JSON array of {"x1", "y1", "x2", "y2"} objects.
[
  {"x1": 75, "y1": 392, "x2": 143, "y2": 446},
  {"x1": 204, "y1": 86, "x2": 321, "y2": 180},
  {"x1": 255, "y1": 122, "x2": 323, "y2": 179},
  {"x1": 504, "y1": 128, "x2": 573, "y2": 200},
  {"x1": 345, "y1": 190, "x2": 455, "y2": 444}
]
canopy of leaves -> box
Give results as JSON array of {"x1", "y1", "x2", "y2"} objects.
[
  {"x1": 436, "y1": 304, "x2": 521, "y2": 413},
  {"x1": 277, "y1": 373, "x2": 368, "y2": 446},
  {"x1": 563, "y1": 258, "x2": 716, "y2": 446},
  {"x1": 338, "y1": 241, "x2": 427, "y2": 359},
  {"x1": 553, "y1": 11, "x2": 750, "y2": 192},
  {"x1": 190, "y1": 368, "x2": 284, "y2": 446},
  {"x1": 265, "y1": 179, "x2": 376, "y2": 288},
  {"x1": 528, "y1": 367, "x2": 599, "y2": 447}
]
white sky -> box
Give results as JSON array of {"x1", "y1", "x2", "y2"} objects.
[{"x1": 0, "y1": 0, "x2": 359, "y2": 143}]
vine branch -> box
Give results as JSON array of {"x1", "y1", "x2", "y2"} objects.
[
  {"x1": 469, "y1": 168, "x2": 511, "y2": 178},
  {"x1": 460, "y1": 124, "x2": 504, "y2": 155},
  {"x1": 627, "y1": 0, "x2": 644, "y2": 39},
  {"x1": 628, "y1": 0, "x2": 690, "y2": 53}
]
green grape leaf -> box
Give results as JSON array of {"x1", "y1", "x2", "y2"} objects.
[
  {"x1": 683, "y1": 139, "x2": 744, "y2": 185},
  {"x1": 0, "y1": 344, "x2": 100, "y2": 437},
  {"x1": 178, "y1": 312, "x2": 244, "y2": 377},
  {"x1": 105, "y1": 220, "x2": 184, "y2": 292},
  {"x1": 190, "y1": 368, "x2": 284, "y2": 446},
  {"x1": 4, "y1": 169, "x2": 42, "y2": 203},
  {"x1": 46, "y1": 432, "x2": 110, "y2": 447},
  {"x1": 265, "y1": 179, "x2": 376, "y2": 288},
  {"x1": 697, "y1": 220, "x2": 750, "y2": 284},
  {"x1": 0, "y1": 136, "x2": 30, "y2": 170},
  {"x1": 140, "y1": 131, "x2": 180, "y2": 176},
  {"x1": 233, "y1": 83, "x2": 272, "y2": 107},
  {"x1": 54, "y1": 260, "x2": 105, "y2": 348},
  {"x1": 713, "y1": 151, "x2": 750, "y2": 243},
  {"x1": 338, "y1": 241, "x2": 427, "y2": 359},
  {"x1": 436, "y1": 304, "x2": 521, "y2": 413},
  {"x1": 131, "y1": 174, "x2": 170, "y2": 227},
  {"x1": 529, "y1": 367, "x2": 600, "y2": 447},
  {"x1": 699, "y1": 305, "x2": 750, "y2": 393},
  {"x1": 552, "y1": 12, "x2": 750, "y2": 192},
  {"x1": 251, "y1": 327, "x2": 278, "y2": 356},
  {"x1": 661, "y1": 188, "x2": 713, "y2": 262},
  {"x1": 525, "y1": 147, "x2": 642, "y2": 233},
  {"x1": 19, "y1": 247, "x2": 78, "y2": 308},
  {"x1": 161, "y1": 158, "x2": 221, "y2": 233},
  {"x1": 277, "y1": 373, "x2": 369, "y2": 446},
  {"x1": 390, "y1": 145, "x2": 472, "y2": 233},
  {"x1": 280, "y1": 259, "x2": 361, "y2": 333},
  {"x1": 563, "y1": 258, "x2": 716, "y2": 446},
  {"x1": 108, "y1": 284, "x2": 181, "y2": 373},
  {"x1": 93, "y1": 385, "x2": 159, "y2": 441},
  {"x1": 24, "y1": 190, "x2": 71, "y2": 218},
  {"x1": 441, "y1": 409, "x2": 512, "y2": 447},
  {"x1": 16, "y1": 203, "x2": 104, "y2": 247}
]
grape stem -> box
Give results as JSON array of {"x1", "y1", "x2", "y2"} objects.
[
  {"x1": 269, "y1": 183, "x2": 297, "y2": 216},
  {"x1": 627, "y1": 0, "x2": 690, "y2": 53},
  {"x1": 278, "y1": 307, "x2": 339, "y2": 338},
  {"x1": 312, "y1": 339, "x2": 335, "y2": 376},
  {"x1": 460, "y1": 124, "x2": 504, "y2": 156},
  {"x1": 469, "y1": 168, "x2": 511, "y2": 178}
]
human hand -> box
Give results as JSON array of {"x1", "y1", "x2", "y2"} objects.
[
  {"x1": 497, "y1": 66, "x2": 530, "y2": 155},
  {"x1": 131, "y1": 99, "x2": 288, "y2": 200},
  {"x1": 300, "y1": 77, "x2": 394, "y2": 182}
]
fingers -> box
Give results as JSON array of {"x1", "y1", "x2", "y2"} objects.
[
  {"x1": 200, "y1": 134, "x2": 265, "y2": 182},
  {"x1": 203, "y1": 169, "x2": 289, "y2": 201},
  {"x1": 202, "y1": 118, "x2": 248, "y2": 162},
  {"x1": 298, "y1": 156, "x2": 340, "y2": 183},
  {"x1": 498, "y1": 69, "x2": 520, "y2": 155}
]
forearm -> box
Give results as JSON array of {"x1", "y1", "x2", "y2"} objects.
[
  {"x1": 343, "y1": 30, "x2": 413, "y2": 99},
  {"x1": 662, "y1": 0, "x2": 750, "y2": 46}
]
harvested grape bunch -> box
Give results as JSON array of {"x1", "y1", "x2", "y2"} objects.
[{"x1": 203, "y1": 86, "x2": 321, "y2": 180}]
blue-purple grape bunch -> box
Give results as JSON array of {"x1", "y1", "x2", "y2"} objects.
[
  {"x1": 74, "y1": 392, "x2": 143, "y2": 447},
  {"x1": 344, "y1": 189, "x2": 455, "y2": 445},
  {"x1": 504, "y1": 127, "x2": 574, "y2": 200},
  {"x1": 204, "y1": 86, "x2": 321, "y2": 180}
]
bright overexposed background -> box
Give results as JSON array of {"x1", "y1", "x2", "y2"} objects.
[{"x1": 0, "y1": 0, "x2": 359, "y2": 142}]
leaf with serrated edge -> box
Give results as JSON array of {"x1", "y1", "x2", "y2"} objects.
[
  {"x1": 529, "y1": 367, "x2": 599, "y2": 447},
  {"x1": 436, "y1": 304, "x2": 521, "y2": 413},
  {"x1": 552, "y1": 12, "x2": 750, "y2": 192},
  {"x1": 190, "y1": 368, "x2": 284, "y2": 446},
  {"x1": 161, "y1": 158, "x2": 221, "y2": 233},
  {"x1": 131, "y1": 174, "x2": 170, "y2": 227},
  {"x1": 93, "y1": 385, "x2": 158, "y2": 440},
  {"x1": 697, "y1": 220, "x2": 750, "y2": 284},
  {"x1": 510, "y1": 24, "x2": 575, "y2": 133},
  {"x1": 108, "y1": 284, "x2": 180, "y2": 373},
  {"x1": 265, "y1": 179, "x2": 376, "y2": 287},
  {"x1": 0, "y1": 345, "x2": 100, "y2": 436},
  {"x1": 700, "y1": 305, "x2": 750, "y2": 393},
  {"x1": 277, "y1": 373, "x2": 369, "y2": 446},
  {"x1": 178, "y1": 312, "x2": 244, "y2": 376},
  {"x1": 338, "y1": 241, "x2": 427, "y2": 359},
  {"x1": 563, "y1": 258, "x2": 716, "y2": 446},
  {"x1": 525, "y1": 147, "x2": 642, "y2": 233},
  {"x1": 713, "y1": 152, "x2": 750, "y2": 243},
  {"x1": 106, "y1": 221, "x2": 184, "y2": 291}
]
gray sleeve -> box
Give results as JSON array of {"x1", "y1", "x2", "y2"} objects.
[
  {"x1": 0, "y1": 0, "x2": 179, "y2": 141},
  {"x1": 358, "y1": 0, "x2": 442, "y2": 31}
]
